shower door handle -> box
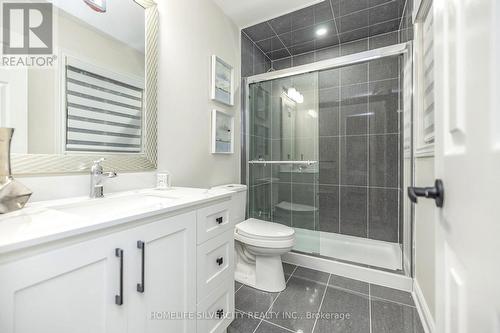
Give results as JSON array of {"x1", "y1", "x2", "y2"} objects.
[{"x1": 408, "y1": 179, "x2": 444, "y2": 207}]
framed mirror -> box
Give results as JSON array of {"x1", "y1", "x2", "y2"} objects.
[{"x1": 1, "y1": 0, "x2": 158, "y2": 175}]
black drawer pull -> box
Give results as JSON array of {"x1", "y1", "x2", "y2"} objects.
[
  {"x1": 216, "y1": 216, "x2": 223, "y2": 224},
  {"x1": 115, "y1": 248, "x2": 124, "y2": 306},
  {"x1": 137, "y1": 241, "x2": 145, "y2": 293},
  {"x1": 216, "y1": 257, "x2": 224, "y2": 266},
  {"x1": 216, "y1": 309, "x2": 224, "y2": 319}
]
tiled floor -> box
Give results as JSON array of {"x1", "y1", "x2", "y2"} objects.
[{"x1": 228, "y1": 264, "x2": 424, "y2": 333}]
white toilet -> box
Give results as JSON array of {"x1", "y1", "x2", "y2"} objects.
[{"x1": 213, "y1": 184, "x2": 296, "y2": 293}]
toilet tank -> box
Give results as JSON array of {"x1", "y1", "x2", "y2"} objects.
[{"x1": 211, "y1": 184, "x2": 247, "y2": 223}]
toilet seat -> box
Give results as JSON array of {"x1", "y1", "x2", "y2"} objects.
[{"x1": 235, "y1": 218, "x2": 295, "y2": 248}]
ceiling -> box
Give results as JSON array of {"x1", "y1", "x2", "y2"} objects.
[
  {"x1": 213, "y1": 0, "x2": 323, "y2": 28},
  {"x1": 242, "y1": 0, "x2": 406, "y2": 61},
  {"x1": 53, "y1": 0, "x2": 145, "y2": 53}
]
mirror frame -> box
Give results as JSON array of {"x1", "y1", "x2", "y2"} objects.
[{"x1": 11, "y1": 0, "x2": 158, "y2": 175}]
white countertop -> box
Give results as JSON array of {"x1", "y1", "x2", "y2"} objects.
[{"x1": 0, "y1": 187, "x2": 232, "y2": 255}]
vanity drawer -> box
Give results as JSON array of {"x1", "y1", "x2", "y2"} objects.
[
  {"x1": 196, "y1": 201, "x2": 231, "y2": 244},
  {"x1": 197, "y1": 229, "x2": 234, "y2": 302},
  {"x1": 196, "y1": 276, "x2": 234, "y2": 333}
]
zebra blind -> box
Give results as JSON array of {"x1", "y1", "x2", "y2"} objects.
[
  {"x1": 65, "y1": 59, "x2": 144, "y2": 153},
  {"x1": 422, "y1": 10, "x2": 434, "y2": 144}
]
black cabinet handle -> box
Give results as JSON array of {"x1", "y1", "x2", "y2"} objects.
[
  {"x1": 216, "y1": 257, "x2": 224, "y2": 266},
  {"x1": 115, "y1": 248, "x2": 124, "y2": 305},
  {"x1": 216, "y1": 309, "x2": 224, "y2": 319},
  {"x1": 408, "y1": 179, "x2": 444, "y2": 207},
  {"x1": 137, "y1": 241, "x2": 145, "y2": 293},
  {"x1": 216, "y1": 217, "x2": 223, "y2": 224}
]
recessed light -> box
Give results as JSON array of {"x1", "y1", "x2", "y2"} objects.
[{"x1": 316, "y1": 27, "x2": 328, "y2": 36}]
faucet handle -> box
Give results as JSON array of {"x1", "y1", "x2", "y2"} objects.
[{"x1": 93, "y1": 158, "x2": 105, "y2": 166}]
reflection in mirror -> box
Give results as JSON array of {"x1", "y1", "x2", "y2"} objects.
[{"x1": 1, "y1": 0, "x2": 145, "y2": 155}]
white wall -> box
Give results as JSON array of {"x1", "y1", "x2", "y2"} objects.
[
  {"x1": 157, "y1": 0, "x2": 241, "y2": 188},
  {"x1": 414, "y1": 156, "x2": 436, "y2": 321}
]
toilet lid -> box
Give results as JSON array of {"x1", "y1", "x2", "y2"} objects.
[{"x1": 236, "y1": 218, "x2": 295, "y2": 240}]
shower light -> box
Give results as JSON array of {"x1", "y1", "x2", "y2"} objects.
[
  {"x1": 287, "y1": 88, "x2": 304, "y2": 104},
  {"x1": 316, "y1": 27, "x2": 328, "y2": 36}
]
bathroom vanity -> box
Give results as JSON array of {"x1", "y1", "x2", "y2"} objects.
[{"x1": 0, "y1": 187, "x2": 237, "y2": 333}]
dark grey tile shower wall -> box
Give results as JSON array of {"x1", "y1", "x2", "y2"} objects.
[
  {"x1": 318, "y1": 56, "x2": 402, "y2": 242},
  {"x1": 242, "y1": 32, "x2": 271, "y2": 77}
]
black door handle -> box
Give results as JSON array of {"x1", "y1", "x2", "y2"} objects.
[
  {"x1": 216, "y1": 257, "x2": 224, "y2": 266},
  {"x1": 115, "y1": 248, "x2": 124, "y2": 305},
  {"x1": 408, "y1": 179, "x2": 444, "y2": 207},
  {"x1": 137, "y1": 241, "x2": 145, "y2": 293},
  {"x1": 216, "y1": 217, "x2": 223, "y2": 224}
]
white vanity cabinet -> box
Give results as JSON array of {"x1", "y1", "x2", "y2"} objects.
[
  {"x1": 126, "y1": 211, "x2": 197, "y2": 333},
  {"x1": 0, "y1": 226, "x2": 130, "y2": 333},
  {"x1": 0, "y1": 197, "x2": 235, "y2": 333}
]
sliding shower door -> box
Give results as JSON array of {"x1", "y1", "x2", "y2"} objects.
[
  {"x1": 245, "y1": 46, "x2": 412, "y2": 274},
  {"x1": 247, "y1": 72, "x2": 320, "y2": 255}
]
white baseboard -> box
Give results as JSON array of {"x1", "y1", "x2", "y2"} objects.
[
  {"x1": 412, "y1": 280, "x2": 436, "y2": 333},
  {"x1": 282, "y1": 251, "x2": 413, "y2": 292}
]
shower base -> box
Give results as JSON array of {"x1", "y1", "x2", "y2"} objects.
[{"x1": 293, "y1": 228, "x2": 402, "y2": 271}]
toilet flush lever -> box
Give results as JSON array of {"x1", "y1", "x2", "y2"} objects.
[{"x1": 408, "y1": 179, "x2": 444, "y2": 208}]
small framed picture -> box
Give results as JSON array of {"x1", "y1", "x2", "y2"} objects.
[
  {"x1": 211, "y1": 55, "x2": 234, "y2": 106},
  {"x1": 211, "y1": 109, "x2": 234, "y2": 154}
]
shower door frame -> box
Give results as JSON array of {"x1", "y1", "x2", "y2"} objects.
[{"x1": 242, "y1": 42, "x2": 415, "y2": 278}]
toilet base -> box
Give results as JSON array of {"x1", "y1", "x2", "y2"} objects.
[{"x1": 235, "y1": 254, "x2": 286, "y2": 293}]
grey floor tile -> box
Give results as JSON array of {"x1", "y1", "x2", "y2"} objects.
[
  {"x1": 371, "y1": 298, "x2": 424, "y2": 333},
  {"x1": 255, "y1": 321, "x2": 291, "y2": 333},
  {"x1": 314, "y1": 286, "x2": 370, "y2": 333},
  {"x1": 370, "y1": 285, "x2": 415, "y2": 306},
  {"x1": 228, "y1": 311, "x2": 262, "y2": 333},
  {"x1": 267, "y1": 275, "x2": 327, "y2": 332},
  {"x1": 292, "y1": 266, "x2": 330, "y2": 284},
  {"x1": 330, "y1": 274, "x2": 369, "y2": 295},
  {"x1": 236, "y1": 285, "x2": 279, "y2": 316},
  {"x1": 283, "y1": 263, "x2": 296, "y2": 279}
]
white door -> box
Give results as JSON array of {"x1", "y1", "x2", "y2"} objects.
[
  {"x1": 127, "y1": 212, "x2": 197, "y2": 333},
  {"x1": 0, "y1": 232, "x2": 128, "y2": 333},
  {"x1": 0, "y1": 67, "x2": 28, "y2": 153},
  {"x1": 434, "y1": 0, "x2": 500, "y2": 332}
]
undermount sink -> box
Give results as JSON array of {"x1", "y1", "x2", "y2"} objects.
[{"x1": 50, "y1": 193, "x2": 174, "y2": 220}]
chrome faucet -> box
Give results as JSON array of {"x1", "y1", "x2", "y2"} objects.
[{"x1": 90, "y1": 158, "x2": 117, "y2": 198}]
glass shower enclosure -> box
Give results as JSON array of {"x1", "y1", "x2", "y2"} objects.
[{"x1": 243, "y1": 43, "x2": 413, "y2": 275}]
